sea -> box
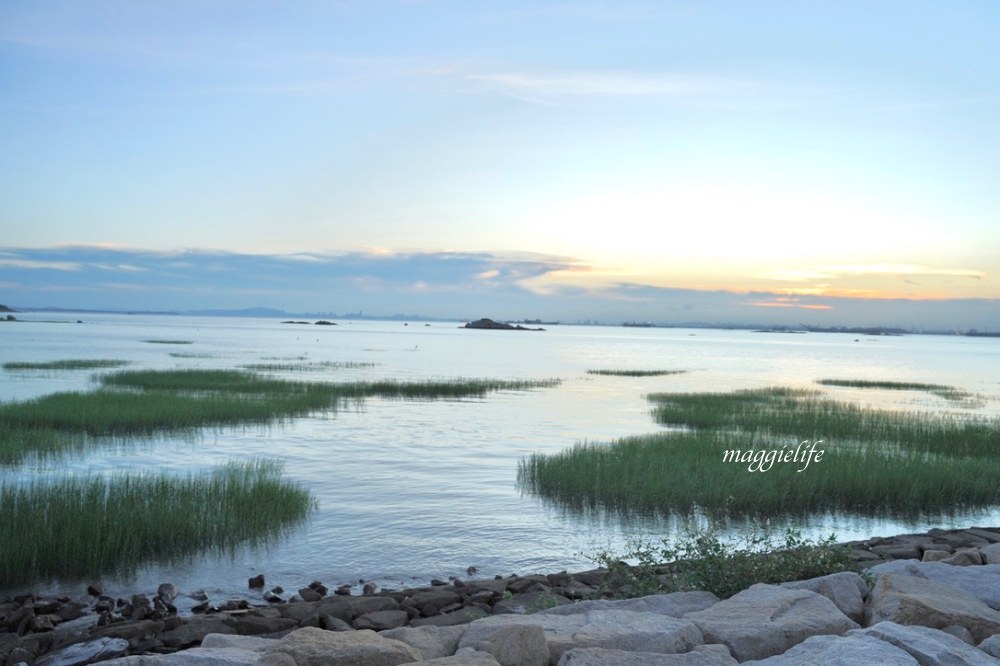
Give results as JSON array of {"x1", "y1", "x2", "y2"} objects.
[{"x1": 2, "y1": 313, "x2": 998, "y2": 605}]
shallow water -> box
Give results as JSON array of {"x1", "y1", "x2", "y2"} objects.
[{"x1": 2, "y1": 314, "x2": 999, "y2": 602}]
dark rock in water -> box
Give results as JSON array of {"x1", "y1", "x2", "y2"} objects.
[
  {"x1": 463, "y1": 318, "x2": 544, "y2": 331},
  {"x1": 156, "y1": 584, "x2": 177, "y2": 603},
  {"x1": 297, "y1": 588, "x2": 322, "y2": 603},
  {"x1": 263, "y1": 590, "x2": 284, "y2": 604},
  {"x1": 314, "y1": 320, "x2": 336, "y2": 326},
  {"x1": 307, "y1": 582, "x2": 327, "y2": 597},
  {"x1": 85, "y1": 584, "x2": 103, "y2": 598},
  {"x1": 334, "y1": 585, "x2": 352, "y2": 596},
  {"x1": 248, "y1": 575, "x2": 266, "y2": 590},
  {"x1": 361, "y1": 583, "x2": 377, "y2": 596}
]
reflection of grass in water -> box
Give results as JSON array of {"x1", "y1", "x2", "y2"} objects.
[
  {"x1": 817, "y1": 378, "x2": 981, "y2": 405},
  {"x1": 3, "y1": 359, "x2": 130, "y2": 371},
  {"x1": 587, "y1": 369, "x2": 686, "y2": 377},
  {"x1": 0, "y1": 459, "x2": 314, "y2": 587},
  {"x1": 519, "y1": 386, "x2": 1000, "y2": 519},
  {"x1": 169, "y1": 352, "x2": 216, "y2": 359},
  {"x1": 242, "y1": 361, "x2": 377, "y2": 371}
]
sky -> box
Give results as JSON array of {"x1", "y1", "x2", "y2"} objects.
[{"x1": 2, "y1": 1, "x2": 999, "y2": 329}]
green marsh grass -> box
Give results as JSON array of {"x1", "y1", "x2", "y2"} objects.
[
  {"x1": 519, "y1": 386, "x2": 1000, "y2": 519},
  {"x1": 0, "y1": 369, "x2": 560, "y2": 456},
  {"x1": 241, "y1": 361, "x2": 377, "y2": 371},
  {"x1": 0, "y1": 459, "x2": 314, "y2": 587},
  {"x1": 817, "y1": 378, "x2": 977, "y2": 404},
  {"x1": 3, "y1": 359, "x2": 130, "y2": 371},
  {"x1": 587, "y1": 369, "x2": 687, "y2": 377},
  {"x1": 142, "y1": 339, "x2": 193, "y2": 344}
]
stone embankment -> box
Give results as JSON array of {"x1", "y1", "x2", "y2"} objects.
[{"x1": 4, "y1": 527, "x2": 1000, "y2": 665}]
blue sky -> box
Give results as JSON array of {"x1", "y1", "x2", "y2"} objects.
[{"x1": 2, "y1": 1, "x2": 998, "y2": 328}]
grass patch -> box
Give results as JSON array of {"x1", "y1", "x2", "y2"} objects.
[
  {"x1": 0, "y1": 459, "x2": 314, "y2": 587},
  {"x1": 142, "y1": 339, "x2": 193, "y2": 345},
  {"x1": 3, "y1": 359, "x2": 130, "y2": 371},
  {"x1": 519, "y1": 386, "x2": 1000, "y2": 519},
  {"x1": 0, "y1": 369, "x2": 560, "y2": 455},
  {"x1": 587, "y1": 369, "x2": 687, "y2": 377},
  {"x1": 817, "y1": 378, "x2": 977, "y2": 404}
]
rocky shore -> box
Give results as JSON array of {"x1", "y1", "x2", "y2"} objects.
[{"x1": 4, "y1": 526, "x2": 1000, "y2": 665}]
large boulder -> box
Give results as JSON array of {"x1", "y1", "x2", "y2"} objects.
[
  {"x1": 855, "y1": 621, "x2": 1000, "y2": 665},
  {"x1": 380, "y1": 625, "x2": 467, "y2": 659},
  {"x1": 868, "y1": 560, "x2": 1000, "y2": 610},
  {"x1": 741, "y1": 633, "x2": 918, "y2": 665},
  {"x1": 459, "y1": 610, "x2": 703, "y2": 665},
  {"x1": 264, "y1": 627, "x2": 422, "y2": 666},
  {"x1": 864, "y1": 572, "x2": 1000, "y2": 642},
  {"x1": 556, "y1": 644, "x2": 737, "y2": 665},
  {"x1": 682, "y1": 583, "x2": 858, "y2": 661},
  {"x1": 540, "y1": 592, "x2": 718, "y2": 618},
  {"x1": 779, "y1": 571, "x2": 867, "y2": 623}
]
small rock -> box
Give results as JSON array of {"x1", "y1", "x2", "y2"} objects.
[{"x1": 248, "y1": 575, "x2": 266, "y2": 589}]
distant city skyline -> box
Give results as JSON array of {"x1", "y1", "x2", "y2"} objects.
[{"x1": 2, "y1": 2, "x2": 998, "y2": 328}]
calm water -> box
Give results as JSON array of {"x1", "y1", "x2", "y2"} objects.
[{"x1": 2, "y1": 313, "x2": 999, "y2": 603}]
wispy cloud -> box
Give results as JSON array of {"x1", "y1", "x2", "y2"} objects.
[{"x1": 465, "y1": 71, "x2": 721, "y2": 98}]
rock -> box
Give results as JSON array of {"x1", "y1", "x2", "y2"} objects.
[
  {"x1": 297, "y1": 588, "x2": 322, "y2": 603},
  {"x1": 157, "y1": 585, "x2": 178, "y2": 603},
  {"x1": 222, "y1": 615, "x2": 297, "y2": 636},
  {"x1": 864, "y1": 572, "x2": 1000, "y2": 642},
  {"x1": 380, "y1": 625, "x2": 467, "y2": 659},
  {"x1": 741, "y1": 632, "x2": 918, "y2": 664},
  {"x1": 36, "y1": 637, "x2": 129, "y2": 666},
  {"x1": 91, "y1": 619, "x2": 165, "y2": 644},
  {"x1": 248, "y1": 576, "x2": 265, "y2": 590},
  {"x1": 200, "y1": 634, "x2": 277, "y2": 651},
  {"x1": 868, "y1": 561, "x2": 1000, "y2": 611},
  {"x1": 313, "y1": 596, "x2": 400, "y2": 624},
  {"x1": 941, "y1": 548, "x2": 984, "y2": 566},
  {"x1": 981, "y1": 634, "x2": 1000, "y2": 659},
  {"x1": 981, "y1": 544, "x2": 1000, "y2": 565},
  {"x1": 399, "y1": 650, "x2": 502, "y2": 665},
  {"x1": 157, "y1": 618, "x2": 236, "y2": 649},
  {"x1": 923, "y1": 550, "x2": 951, "y2": 562},
  {"x1": 779, "y1": 571, "x2": 867, "y2": 623},
  {"x1": 940, "y1": 624, "x2": 976, "y2": 645},
  {"x1": 487, "y1": 624, "x2": 549, "y2": 666},
  {"x1": 264, "y1": 627, "x2": 421, "y2": 666},
  {"x1": 855, "y1": 621, "x2": 1000, "y2": 665},
  {"x1": 352, "y1": 610, "x2": 409, "y2": 631},
  {"x1": 682, "y1": 583, "x2": 858, "y2": 661},
  {"x1": 557, "y1": 644, "x2": 738, "y2": 665},
  {"x1": 409, "y1": 608, "x2": 489, "y2": 628},
  {"x1": 540, "y1": 592, "x2": 719, "y2": 619},
  {"x1": 405, "y1": 589, "x2": 462, "y2": 617},
  {"x1": 459, "y1": 610, "x2": 703, "y2": 664},
  {"x1": 492, "y1": 591, "x2": 571, "y2": 615}
]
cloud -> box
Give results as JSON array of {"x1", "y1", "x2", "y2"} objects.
[{"x1": 465, "y1": 71, "x2": 717, "y2": 98}]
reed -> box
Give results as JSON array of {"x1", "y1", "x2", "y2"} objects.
[
  {"x1": 141, "y1": 339, "x2": 193, "y2": 344},
  {"x1": 0, "y1": 369, "x2": 560, "y2": 454},
  {"x1": 519, "y1": 386, "x2": 1000, "y2": 519},
  {"x1": 817, "y1": 378, "x2": 976, "y2": 403},
  {"x1": 0, "y1": 459, "x2": 314, "y2": 587},
  {"x1": 3, "y1": 359, "x2": 129, "y2": 371},
  {"x1": 241, "y1": 361, "x2": 376, "y2": 371},
  {"x1": 587, "y1": 369, "x2": 687, "y2": 377}
]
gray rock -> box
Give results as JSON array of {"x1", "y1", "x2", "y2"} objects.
[
  {"x1": 981, "y1": 634, "x2": 1000, "y2": 659},
  {"x1": 380, "y1": 625, "x2": 467, "y2": 659},
  {"x1": 158, "y1": 619, "x2": 237, "y2": 650},
  {"x1": 540, "y1": 592, "x2": 718, "y2": 618},
  {"x1": 940, "y1": 624, "x2": 976, "y2": 645},
  {"x1": 399, "y1": 650, "x2": 502, "y2": 665},
  {"x1": 941, "y1": 549, "x2": 984, "y2": 566},
  {"x1": 200, "y1": 634, "x2": 277, "y2": 651},
  {"x1": 981, "y1": 544, "x2": 1000, "y2": 565},
  {"x1": 487, "y1": 624, "x2": 549, "y2": 666},
  {"x1": 405, "y1": 589, "x2": 462, "y2": 617},
  {"x1": 409, "y1": 607, "x2": 489, "y2": 627},
  {"x1": 352, "y1": 610, "x2": 409, "y2": 631},
  {"x1": 459, "y1": 610, "x2": 703, "y2": 664},
  {"x1": 779, "y1": 572, "x2": 867, "y2": 623},
  {"x1": 855, "y1": 621, "x2": 1000, "y2": 665},
  {"x1": 264, "y1": 626, "x2": 421, "y2": 666},
  {"x1": 313, "y1": 596, "x2": 401, "y2": 623},
  {"x1": 683, "y1": 583, "x2": 858, "y2": 662},
  {"x1": 557, "y1": 644, "x2": 738, "y2": 665},
  {"x1": 864, "y1": 572, "x2": 1000, "y2": 642},
  {"x1": 922, "y1": 550, "x2": 952, "y2": 562},
  {"x1": 253, "y1": 654, "x2": 295, "y2": 666},
  {"x1": 741, "y1": 633, "x2": 918, "y2": 665},
  {"x1": 36, "y1": 637, "x2": 129, "y2": 666},
  {"x1": 868, "y1": 560, "x2": 1000, "y2": 610}
]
